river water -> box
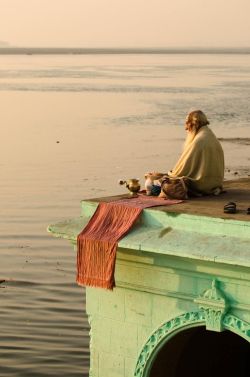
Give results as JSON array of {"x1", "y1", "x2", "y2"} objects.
[{"x1": 0, "y1": 52, "x2": 249, "y2": 376}]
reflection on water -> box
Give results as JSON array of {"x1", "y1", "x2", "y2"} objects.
[
  {"x1": 0, "y1": 53, "x2": 249, "y2": 376},
  {"x1": 1, "y1": 281, "x2": 89, "y2": 376},
  {"x1": 0, "y1": 207, "x2": 90, "y2": 376}
]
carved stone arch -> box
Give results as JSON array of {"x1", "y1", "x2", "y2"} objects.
[
  {"x1": 134, "y1": 310, "x2": 206, "y2": 377},
  {"x1": 134, "y1": 279, "x2": 250, "y2": 377},
  {"x1": 223, "y1": 313, "x2": 250, "y2": 341},
  {"x1": 134, "y1": 311, "x2": 250, "y2": 377}
]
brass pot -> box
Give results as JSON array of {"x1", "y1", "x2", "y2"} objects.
[{"x1": 119, "y1": 179, "x2": 141, "y2": 196}]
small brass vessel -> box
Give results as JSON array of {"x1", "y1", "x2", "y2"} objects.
[{"x1": 119, "y1": 179, "x2": 141, "y2": 196}]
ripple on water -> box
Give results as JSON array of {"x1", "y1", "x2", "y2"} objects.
[{"x1": 0, "y1": 242, "x2": 90, "y2": 377}]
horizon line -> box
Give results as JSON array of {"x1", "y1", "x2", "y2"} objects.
[{"x1": 1, "y1": 46, "x2": 250, "y2": 55}]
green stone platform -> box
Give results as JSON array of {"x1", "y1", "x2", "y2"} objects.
[{"x1": 48, "y1": 178, "x2": 250, "y2": 377}]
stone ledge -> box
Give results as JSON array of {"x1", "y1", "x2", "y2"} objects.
[{"x1": 47, "y1": 179, "x2": 250, "y2": 269}]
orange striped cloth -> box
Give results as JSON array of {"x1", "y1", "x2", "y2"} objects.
[{"x1": 77, "y1": 195, "x2": 182, "y2": 289}]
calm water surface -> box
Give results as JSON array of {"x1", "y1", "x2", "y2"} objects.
[{"x1": 0, "y1": 53, "x2": 250, "y2": 376}]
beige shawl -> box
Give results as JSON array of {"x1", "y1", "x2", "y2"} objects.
[{"x1": 169, "y1": 126, "x2": 224, "y2": 194}]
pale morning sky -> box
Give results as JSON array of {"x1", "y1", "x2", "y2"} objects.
[{"x1": 0, "y1": 0, "x2": 250, "y2": 48}]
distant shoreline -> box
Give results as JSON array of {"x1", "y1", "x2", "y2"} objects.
[{"x1": 1, "y1": 47, "x2": 250, "y2": 55}]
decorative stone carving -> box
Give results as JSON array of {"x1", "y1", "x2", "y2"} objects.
[
  {"x1": 194, "y1": 279, "x2": 229, "y2": 332},
  {"x1": 223, "y1": 314, "x2": 250, "y2": 341},
  {"x1": 134, "y1": 280, "x2": 250, "y2": 377},
  {"x1": 134, "y1": 311, "x2": 205, "y2": 377}
]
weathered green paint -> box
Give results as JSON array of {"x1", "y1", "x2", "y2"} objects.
[{"x1": 48, "y1": 180, "x2": 250, "y2": 377}]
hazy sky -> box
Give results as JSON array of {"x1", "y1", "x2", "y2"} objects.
[{"x1": 1, "y1": 0, "x2": 250, "y2": 48}]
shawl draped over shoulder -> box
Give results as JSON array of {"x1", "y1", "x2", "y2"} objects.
[{"x1": 168, "y1": 126, "x2": 224, "y2": 194}]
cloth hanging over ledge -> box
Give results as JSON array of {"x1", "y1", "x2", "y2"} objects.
[{"x1": 77, "y1": 195, "x2": 182, "y2": 290}]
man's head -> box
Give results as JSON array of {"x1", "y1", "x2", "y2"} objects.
[{"x1": 185, "y1": 110, "x2": 209, "y2": 132}]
